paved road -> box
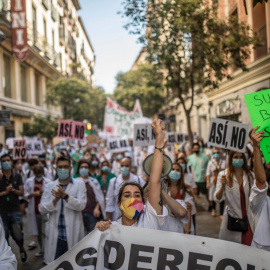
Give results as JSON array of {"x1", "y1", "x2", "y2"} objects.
[{"x1": 10, "y1": 196, "x2": 222, "y2": 270}]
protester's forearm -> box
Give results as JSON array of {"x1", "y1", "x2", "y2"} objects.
[
  {"x1": 253, "y1": 145, "x2": 266, "y2": 186},
  {"x1": 0, "y1": 190, "x2": 8, "y2": 197},
  {"x1": 106, "y1": 212, "x2": 112, "y2": 221},
  {"x1": 215, "y1": 186, "x2": 224, "y2": 201}
]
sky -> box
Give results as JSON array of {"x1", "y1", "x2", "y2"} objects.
[{"x1": 78, "y1": 0, "x2": 143, "y2": 94}]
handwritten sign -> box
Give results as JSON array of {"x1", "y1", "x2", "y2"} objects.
[
  {"x1": 26, "y1": 138, "x2": 43, "y2": 156},
  {"x1": 57, "y1": 120, "x2": 86, "y2": 141},
  {"x1": 244, "y1": 89, "x2": 270, "y2": 163},
  {"x1": 133, "y1": 124, "x2": 156, "y2": 147},
  {"x1": 13, "y1": 139, "x2": 27, "y2": 159},
  {"x1": 107, "y1": 138, "x2": 130, "y2": 153},
  {"x1": 207, "y1": 118, "x2": 248, "y2": 153}
]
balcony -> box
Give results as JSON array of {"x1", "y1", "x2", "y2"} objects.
[{"x1": 42, "y1": 0, "x2": 49, "y2": 10}]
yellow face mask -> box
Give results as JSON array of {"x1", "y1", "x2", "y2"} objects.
[{"x1": 120, "y1": 198, "x2": 144, "y2": 220}]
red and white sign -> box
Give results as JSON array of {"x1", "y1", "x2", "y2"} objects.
[
  {"x1": 13, "y1": 139, "x2": 27, "y2": 159},
  {"x1": 11, "y1": 0, "x2": 29, "y2": 62},
  {"x1": 57, "y1": 120, "x2": 86, "y2": 141}
]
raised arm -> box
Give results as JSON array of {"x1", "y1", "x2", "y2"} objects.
[
  {"x1": 251, "y1": 126, "x2": 266, "y2": 189},
  {"x1": 148, "y1": 119, "x2": 165, "y2": 215}
]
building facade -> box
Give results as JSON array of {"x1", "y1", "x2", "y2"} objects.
[{"x1": 0, "y1": 0, "x2": 95, "y2": 143}]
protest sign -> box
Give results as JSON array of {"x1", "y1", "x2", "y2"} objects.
[
  {"x1": 208, "y1": 118, "x2": 248, "y2": 153},
  {"x1": 107, "y1": 138, "x2": 130, "y2": 153},
  {"x1": 87, "y1": 134, "x2": 99, "y2": 144},
  {"x1": 57, "y1": 120, "x2": 86, "y2": 141},
  {"x1": 13, "y1": 139, "x2": 27, "y2": 159},
  {"x1": 244, "y1": 89, "x2": 270, "y2": 163},
  {"x1": 25, "y1": 137, "x2": 43, "y2": 156},
  {"x1": 41, "y1": 225, "x2": 269, "y2": 270},
  {"x1": 133, "y1": 124, "x2": 156, "y2": 147},
  {"x1": 167, "y1": 132, "x2": 177, "y2": 144},
  {"x1": 104, "y1": 98, "x2": 143, "y2": 138}
]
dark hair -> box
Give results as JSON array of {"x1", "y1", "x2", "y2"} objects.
[
  {"x1": 33, "y1": 164, "x2": 44, "y2": 175},
  {"x1": 28, "y1": 158, "x2": 39, "y2": 167},
  {"x1": 56, "y1": 156, "x2": 71, "y2": 166},
  {"x1": 101, "y1": 160, "x2": 109, "y2": 167},
  {"x1": 192, "y1": 143, "x2": 200, "y2": 149},
  {"x1": 117, "y1": 182, "x2": 145, "y2": 204},
  {"x1": 176, "y1": 157, "x2": 187, "y2": 173},
  {"x1": 0, "y1": 154, "x2": 12, "y2": 163},
  {"x1": 76, "y1": 159, "x2": 90, "y2": 175},
  {"x1": 13, "y1": 159, "x2": 21, "y2": 165}
]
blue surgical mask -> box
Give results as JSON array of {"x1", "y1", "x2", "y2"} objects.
[
  {"x1": 180, "y1": 164, "x2": 186, "y2": 172},
  {"x1": 245, "y1": 154, "x2": 249, "y2": 160},
  {"x1": 91, "y1": 161, "x2": 98, "y2": 167},
  {"x1": 36, "y1": 176, "x2": 43, "y2": 182},
  {"x1": 2, "y1": 161, "x2": 12, "y2": 171},
  {"x1": 121, "y1": 167, "x2": 130, "y2": 177},
  {"x1": 101, "y1": 166, "x2": 110, "y2": 172},
  {"x1": 57, "y1": 169, "x2": 70, "y2": 180},
  {"x1": 213, "y1": 153, "x2": 220, "y2": 159},
  {"x1": 79, "y1": 168, "x2": 89, "y2": 177},
  {"x1": 91, "y1": 152, "x2": 97, "y2": 156},
  {"x1": 169, "y1": 171, "x2": 181, "y2": 182},
  {"x1": 232, "y1": 159, "x2": 244, "y2": 169},
  {"x1": 117, "y1": 154, "x2": 123, "y2": 161}
]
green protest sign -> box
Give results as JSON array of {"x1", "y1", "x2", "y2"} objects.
[{"x1": 244, "y1": 89, "x2": 270, "y2": 163}]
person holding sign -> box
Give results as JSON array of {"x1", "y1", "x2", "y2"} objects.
[
  {"x1": 96, "y1": 119, "x2": 168, "y2": 231},
  {"x1": 214, "y1": 151, "x2": 254, "y2": 246},
  {"x1": 249, "y1": 127, "x2": 270, "y2": 251}
]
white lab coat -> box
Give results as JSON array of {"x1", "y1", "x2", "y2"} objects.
[
  {"x1": 39, "y1": 178, "x2": 87, "y2": 264},
  {"x1": 250, "y1": 182, "x2": 270, "y2": 251},
  {"x1": 106, "y1": 173, "x2": 144, "y2": 221},
  {"x1": 214, "y1": 169, "x2": 254, "y2": 244},
  {"x1": 161, "y1": 199, "x2": 189, "y2": 234},
  {"x1": 77, "y1": 176, "x2": 106, "y2": 218},
  {"x1": 184, "y1": 173, "x2": 197, "y2": 189},
  {"x1": 0, "y1": 221, "x2": 17, "y2": 270},
  {"x1": 24, "y1": 176, "x2": 51, "y2": 235}
]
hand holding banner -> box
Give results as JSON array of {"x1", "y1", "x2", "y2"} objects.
[{"x1": 244, "y1": 89, "x2": 270, "y2": 163}]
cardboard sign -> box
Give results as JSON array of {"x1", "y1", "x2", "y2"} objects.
[
  {"x1": 13, "y1": 139, "x2": 27, "y2": 159},
  {"x1": 57, "y1": 120, "x2": 86, "y2": 141},
  {"x1": 133, "y1": 124, "x2": 156, "y2": 147},
  {"x1": 107, "y1": 138, "x2": 130, "y2": 153},
  {"x1": 208, "y1": 118, "x2": 248, "y2": 153},
  {"x1": 244, "y1": 89, "x2": 270, "y2": 163},
  {"x1": 87, "y1": 134, "x2": 99, "y2": 144},
  {"x1": 41, "y1": 225, "x2": 269, "y2": 270},
  {"x1": 26, "y1": 138, "x2": 43, "y2": 156}
]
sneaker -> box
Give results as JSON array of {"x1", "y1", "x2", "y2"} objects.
[
  {"x1": 20, "y1": 249, "x2": 28, "y2": 263},
  {"x1": 35, "y1": 251, "x2": 44, "y2": 257},
  {"x1": 28, "y1": 241, "x2": 37, "y2": 247}
]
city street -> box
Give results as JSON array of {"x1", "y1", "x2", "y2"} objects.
[{"x1": 10, "y1": 196, "x2": 221, "y2": 270}]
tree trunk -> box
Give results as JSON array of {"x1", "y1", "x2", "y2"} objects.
[{"x1": 184, "y1": 109, "x2": 194, "y2": 154}]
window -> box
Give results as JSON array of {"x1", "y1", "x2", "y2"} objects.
[
  {"x1": 32, "y1": 5, "x2": 37, "y2": 43},
  {"x1": 43, "y1": 18, "x2": 47, "y2": 39},
  {"x1": 52, "y1": 29, "x2": 55, "y2": 49},
  {"x1": 3, "y1": 54, "x2": 11, "y2": 98},
  {"x1": 35, "y1": 73, "x2": 40, "y2": 106},
  {"x1": 20, "y1": 65, "x2": 27, "y2": 102}
]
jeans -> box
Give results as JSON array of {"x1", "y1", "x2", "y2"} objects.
[
  {"x1": 54, "y1": 238, "x2": 68, "y2": 260},
  {"x1": 82, "y1": 212, "x2": 97, "y2": 234},
  {"x1": 35, "y1": 214, "x2": 47, "y2": 252},
  {"x1": 0, "y1": 212, "x2": 24, "y2": 247}
]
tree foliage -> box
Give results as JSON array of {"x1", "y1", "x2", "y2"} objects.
[
  {"x1": 113, "y1": 63, "x2": 165, "y2": 117},
  {"x1": 120, "y1": 0, "x2": 260, "y2": 144},
  {"x1": 21, "y1": 115, "x2": 58, "y2": 141},
  {"x1": 45, "y1": 77, "x2": 106, "y2": 128}
]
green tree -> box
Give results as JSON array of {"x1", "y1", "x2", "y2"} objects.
[
  {"x1": 120, "y1": 0, "x2": 260, "y2": 146},
  {"x1": 113, "y1": 63, "x2": 165, "y2": 117},
  {"x1": 46, "y1": 77, "x2": 106, "y2": 128},
  {"x1": 21, "y1": 115, "x2": 58, "y2": 142}
]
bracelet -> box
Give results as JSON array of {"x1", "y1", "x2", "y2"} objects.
[{"x1": 155, "y1": 146, "x2": 165, "y2": 153}]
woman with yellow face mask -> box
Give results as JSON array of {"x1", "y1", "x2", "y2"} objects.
[{"x1": 95, "y1": 119, "x2": 169, "y2": 231}]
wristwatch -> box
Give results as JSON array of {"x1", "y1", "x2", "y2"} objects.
[{"x1": 63, "y1": 194, "x2": 69, "y2": 200}]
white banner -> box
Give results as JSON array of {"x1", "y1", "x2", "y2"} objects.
[
  {"x1": 41, "y1": 225, "x2": 269, "y2": 270},
  {"x1": 133, "y1": 124, "x2": 156, "y2": 147},
  {"x1": 25, "y1": 137, "x2": 43, "y2": 156},
  {"x1": 208, "y1": 118, "x2": 249, "y2": 153},
  {"x1": 107, "y1": 138, "x2": 130, "y2": 153},
  {"x1": 104, "y1": 98, "x2": 143, "y2": 138}
]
